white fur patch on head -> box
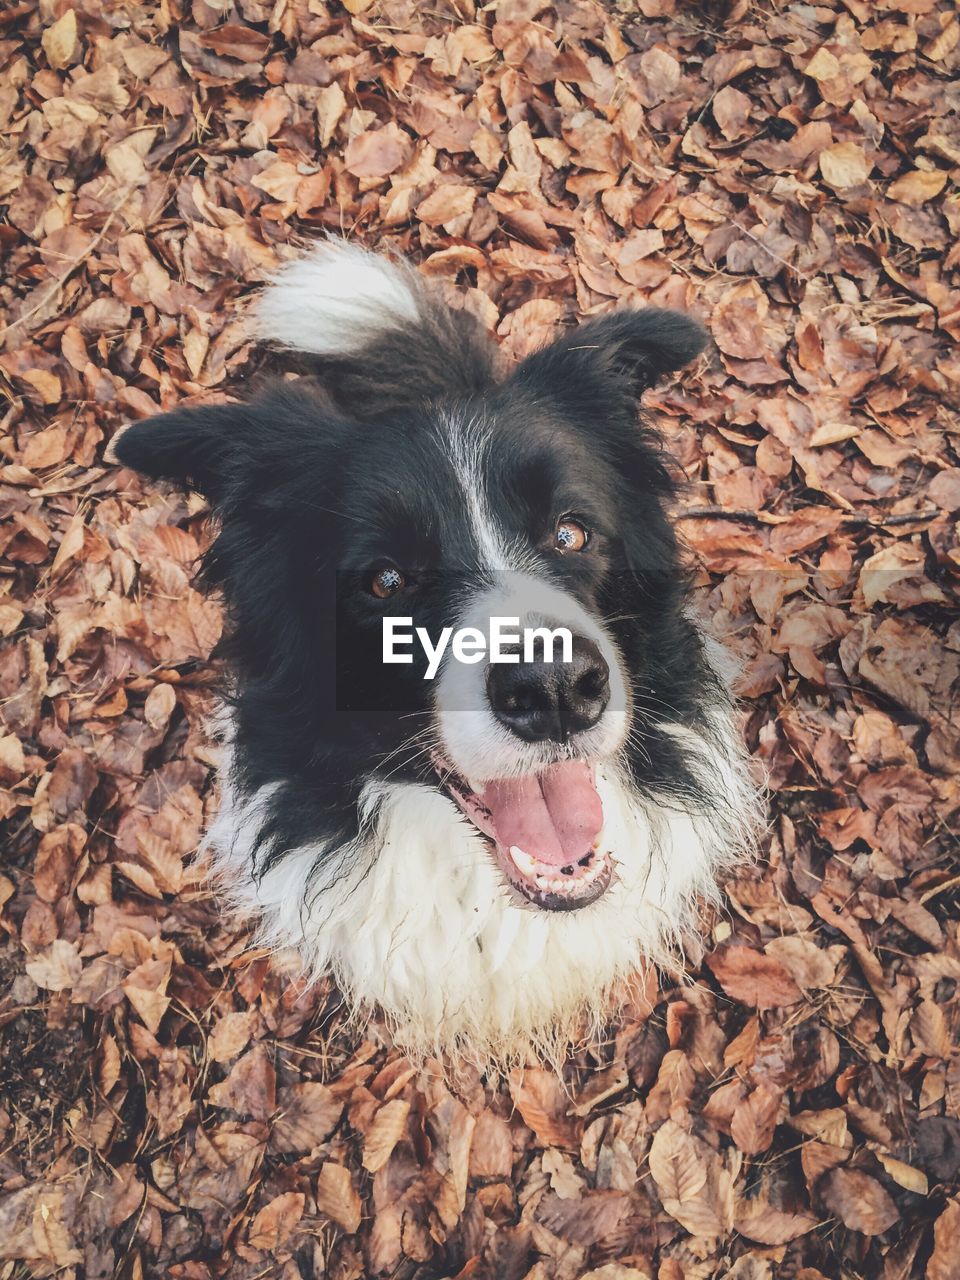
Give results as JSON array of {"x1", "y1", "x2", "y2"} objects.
[
  {"x1": 253, "y1": 238, "x2": 423, "y2": 357},
  {"x1": 439, "y1": 411, "x2": 536, "y2": 576}
]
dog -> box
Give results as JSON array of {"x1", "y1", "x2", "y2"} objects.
[{"x1": 112, "y1": 240, "x2": 759, "y2": 1067}]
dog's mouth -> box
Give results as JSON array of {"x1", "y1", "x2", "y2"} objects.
[{"x1": 434, "y1": 756, "x2": 613, "y2": 911}]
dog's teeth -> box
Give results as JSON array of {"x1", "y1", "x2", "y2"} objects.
[{"x1": 509, "y1": 846, "x2": 537, "y2": 876}]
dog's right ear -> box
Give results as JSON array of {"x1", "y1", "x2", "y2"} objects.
[{"x1": 108, "y1": 403, "x2": 252, "y2": 503}]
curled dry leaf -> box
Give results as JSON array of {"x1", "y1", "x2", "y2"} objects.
[{"x1": 509, "y1": 1068, "x2": 579, "y2": 1151}]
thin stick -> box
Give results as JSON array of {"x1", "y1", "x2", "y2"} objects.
[{"x1": 676, "y1": 505, "x2": 942, "y2": 528}]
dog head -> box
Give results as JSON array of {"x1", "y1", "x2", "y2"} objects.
[{"x1": 113, "y1": 242, "x2": 717, "y2": 918}]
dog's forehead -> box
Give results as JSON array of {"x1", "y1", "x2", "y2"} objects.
[
  {"x1": 334, "y1": 400, "x2": 608, "y2": 575},
  {"x1": 345, "y1": 399, "x2": 586, "y2": 519}
]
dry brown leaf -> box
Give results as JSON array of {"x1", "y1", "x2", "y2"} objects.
[
  {"x1": 820, "y1": 142, "x2": 870, "y2": 189},
  {"x1": 270, "y1": 1082, "x2": 342, "y2": 1154},
  {"x1": 648, "y1": 1118, "x2": 707, "y2": 1203},
  {"x1": 537, "y1": 1189, "x2": 631, "y2": 1245},
  {"x1": 707, "y1": 944, "x2": 803, "y2": 1009},
  {"x1": 42, "y1": 10, "x2": 79, "y2": 70},
  {"x1": 509, "y1": 1068, "x2": 579, "y2": 1150},
  {"x1": 819, "y1": 1168, "x2": 898, "y2": 1235},
  {"x1": 928, "y1": 468, "x2": 960, "y2": 511},
  {"x1": 207, "y1": 1010, "x2": 254, "y2": 1064},
  {"x1": 362, "y1": 1097, "x2": 410, "y2": 1172},
  {"x1": 713, "y1": 85, "x2": 752, "y2": 140},
  {"x1": 315, "y1": 1163, "x2": 362, "y2": 1233},
  {"x1": 144, "y1": 682, "x2": 177, "y2": 732},
  {"x1": 247, "y1": 1191, "x2": 304, "y2": 1251},
  {"x1": 764, "y1": 936, "x2": 839, "y2": 990},
  {"x1": 468, "y1": 1108, "x2": 513, "y2": 1179},
  {"x1": 730, "y1": 1085, "x2": 781, "y2": 1155},
  {"x1": 927, "y1": 1198, "x2": 960, "y2": 1280},
  {"x1": 735, "y1": 1197, "x2": 819, "y2": 1245},
  {"x1": 317, "y1": 83, "x2": 347, "y2": 148},
  {"x1": 888, "y1": 169, "x2": 948, "y2": 207},
  {"x1": 344, "y1": 123, "x2": 412, "y2": 179},
  {"x1": 875, "y1": 1152, "x2": 928, "y2": 1196},
  {"x1": 206, "y1": 1044, "x2": 276, "y2": 1121},
  {"x1": 0, "y1": 733, "x2": 25, "y2": 784},
  {"x1": 25, "y1": 939, "x2": 82, "y2": 992}
]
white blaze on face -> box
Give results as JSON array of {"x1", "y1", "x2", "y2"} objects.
[{"x1": 434, "y1": 571, "x2": 631, "y2": 783}]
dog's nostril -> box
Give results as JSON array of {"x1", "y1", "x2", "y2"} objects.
[
  {"x1": 576, "y1": 669, "x2": 607, "y2": 700},
  {"x1": 507, "y1": 682, "x2": 539, "y2": 714}
]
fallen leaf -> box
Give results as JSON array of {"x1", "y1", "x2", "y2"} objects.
[
  {"x1": 207, "y1": 1009, "x2": 254, "y2": 1063},
  {"x1": 362, "y1": 1097, "x2": 410, "y2": 1172},
  {"x1": 820, "y1": 142, "x2": 870, "y2": 189},
  {"x1": 819, "y1": 1168, "x2": 898, "y2": 1235},
  {"x1": 509, "y1": 1068, "x2": 579, "y2": 1150},
  {"x1": 42, "y1": 10, "x2": 79, "y2": 70},
  {"x1": 927, "y1": 1198, "x2": 960, "y2": 1280},
  {"x1": 207, "y1": 1044, "x2": 276, "y2": 1120},
  {"x1": 888, "y1": 169, "x2": 948, "y2": 207},
  {"x1": 315, "y1": 1163, "x2": 362, "y2": 1233},
  {"x1": 25, "y1": 939, "x2": 82, "y2": 992},
  {"x1": 707, "y1": 944, "x2": 803, "y2": 1009},
  {"x1": 345, "y1": 123, "x2": 412, "y2": 179},
  {"x1": 270, "y1": 1082, "x2": 342, "y2": 1154},
  {"x1": 248, "y1": 1191, "x2": 304, "y2": 1251}
]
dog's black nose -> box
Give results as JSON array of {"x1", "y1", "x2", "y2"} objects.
[{"x1": 487, "y1": 637, "x2": 610, "y2": 743}]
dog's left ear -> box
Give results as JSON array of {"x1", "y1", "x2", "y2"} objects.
[{"x1": 511, "y1": 308, "x2": 708, "y2": 410}]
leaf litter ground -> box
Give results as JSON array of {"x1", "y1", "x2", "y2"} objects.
[{"x1": 0, "y1": 0, "x2": 958, "y2": 1277}]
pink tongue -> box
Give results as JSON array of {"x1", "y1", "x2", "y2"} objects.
[{"x1": 480, "y1": 761, "x2": 603, "y2": 867}]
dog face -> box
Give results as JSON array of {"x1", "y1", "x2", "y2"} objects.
[{"x1": 115, "y1": 272, "x2": 710, "y2": 908}]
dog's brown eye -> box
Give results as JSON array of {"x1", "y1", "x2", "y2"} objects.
[
  {"x1": 554, "y1": 518, "x2": 589, "y2": 553},
  {"x1": 371, "y1": 565, "x2": 406, "y2": 599}
]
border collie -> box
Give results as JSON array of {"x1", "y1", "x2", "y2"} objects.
[{"x1": 112, "y1": 241, "x2": 759, "y2": 1067}]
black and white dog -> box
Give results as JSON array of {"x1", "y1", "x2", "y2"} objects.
[{"x1": 113, "y1": 241, "x2": 758, "y2": 1066}]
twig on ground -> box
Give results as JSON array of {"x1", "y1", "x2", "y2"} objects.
[{"x1": 676, "y1": 505, "x2": 942, "y2": 528}]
